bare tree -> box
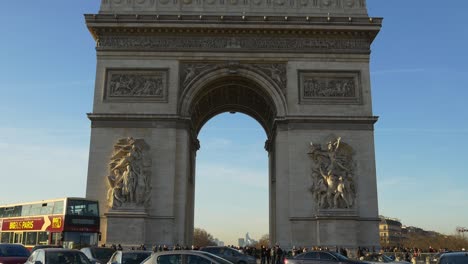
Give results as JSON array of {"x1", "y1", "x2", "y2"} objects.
[
  {"x1": 193, "y1": 228, "x2": 217, "y2": 247},
  {"x1": 402, "y1": 233, "x2": 468, "y2": 251},
  {"x1": 258, "y1": 234, "x2": 269, "y2": 248}
]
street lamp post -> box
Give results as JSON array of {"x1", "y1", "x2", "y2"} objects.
[{"x1": 456, "y1": 227, "x2": 468, "y2": 239}]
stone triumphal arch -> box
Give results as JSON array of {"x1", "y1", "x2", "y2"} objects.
[{"x1": 85, "y1": 0, "x2": 382, "y2": 249}]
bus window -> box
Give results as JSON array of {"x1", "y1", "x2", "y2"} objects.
[
  {"x1": 4, "y1": 206, "x2": 21, "y2": 217},
  {"x1": 25, "y1": 232, "x2": 38, "y2": 246},
  {"x1": 38, "y1": 232, "x2": 49, "y2": 245},
  {"x1": 67, "y1": 199, "x2": 99, "y2": 216},
  {"x1": 21, "y1": 204, "x2": 32, "y2": 216},
  {"x1": 51, "y1": 232, "x2": 61, "y2": 245},
  {"x1": 86, "y1": 203, "x2": 98, "y2": 217},
  {"x1": 30, "y1": 203, "x2": 42, "y2": 216},
  {"x1": 40, "y1": 203, "x2": 54, "y2": 215},
  {"x1": 1, "y1": 232, "x2": 11, "y2": 243},
  {"x1": 13, "y1": 232, "x2": 23, "y2": 244},
  {"x1": 63, "y1": 232, "x2": 98, "y2": 249},
  {"x1": 53, "y1": 201, "x2": 64, "y2": 215}
]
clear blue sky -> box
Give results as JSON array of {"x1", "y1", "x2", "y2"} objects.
[{"x1": 0, "y1": 1, "x2": 467, "y2": 246}]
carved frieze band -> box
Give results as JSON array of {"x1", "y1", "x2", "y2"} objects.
[
  {"x1": 180, "y1": 62, "x2": 287, "y2": 96},
  {"x1": 100, "y1": 0, "x2": 367, "y2": 15},
  {"x1": 298, "y1": 71, "x2": 361, "y2": 104},
  {"x1": 105, "y1": 69, "x2": 169, "y2": 102},
  {"x1": 98, "y1": 36, "x2": 370, "y2": 54}
]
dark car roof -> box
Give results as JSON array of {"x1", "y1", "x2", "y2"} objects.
[
  {"x1": 82, "y1": 247, "x2": 115, "y2": 250},
  {"x1": 439, "y1": 252, "x2": 468, "y2": 263},
  {"x1": 119, "y1": 250, "x2": 153, "y2": 253},
  {"x1": 440, "y1": 252, "x2": 468, "y2": 257},
  {"x1": 202, "y1": 246, "x2": 226, "y2": 248},
  {"x1": 0, "y1": 243, "x2": 30, "y2": 257}
]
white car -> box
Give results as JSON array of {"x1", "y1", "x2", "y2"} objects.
[
  {"x1": 25, "y1": 248, "x2": 92, "y2": 264},
  {"x1": 107, "y1": 250, "x2": 152, "y2": 264},
  {"x1": 141, "y1": 250, "x2": 234, "y2": 264}
]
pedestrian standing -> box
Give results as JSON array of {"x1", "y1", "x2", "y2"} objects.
[
  {"x1": 261, "y1": 246, "x2": 266, "y2": 264},
  {"x1": 266, "y1": 247, "x2": 271, "y2": 264},
  {"x1": 276, "y1": 245, "x2": 283, "y2": 264},
  {"x1": 271, "y1": 246, "x2": 276, "y2": 264}
]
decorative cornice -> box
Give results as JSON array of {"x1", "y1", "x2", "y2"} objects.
[
  {"x1": 87, "y1": 113, "x2": 378, "y2": 123},
  {"x1": 88, "y1": 114, "x2": 192, "y2": 129},
  {"x1": 274, "y1": 116, "x2": 378, "y2": 131},
  {"x1": 279, "y1": 115, "x2": 378, "y2": 124},
  {"x1": 85, "y1": 14, "x2": 382, "y2": 37},
  {"x1": 86, "y1": 14, "x2": 381, "y2": 25},
  {"x1": 85, "y1": 14, "x2": 381, "y2": 53},
  {"x1": 98, "y1": 0, "x2": 369, "y2": 17},
  {"x1": 290, "y1": 216, "x2": 380, "y2": 221},
  {"x1": 88, "y1": 113, "x2": 188, "y2": 121}
]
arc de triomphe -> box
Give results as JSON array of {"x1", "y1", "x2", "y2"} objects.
[{"x1": 85, "y1": 0, "x2": 382, "y2": 249}]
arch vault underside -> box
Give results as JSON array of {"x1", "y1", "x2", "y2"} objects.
[{"x1": 85, "y1": 0, "x2": 382, "y2": 250}]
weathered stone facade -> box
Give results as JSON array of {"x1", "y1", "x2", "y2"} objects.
[{"x1": 85, "y1": 0, "x2": 381, "y2": 249}]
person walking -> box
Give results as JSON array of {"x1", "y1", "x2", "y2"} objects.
[
  {"x1": 261, "y1": 246, "x2": 267, "y2": 264},
  {"x1": 271, "y1": 246, "x2": 276, "y2": 264},
  {"x1": 266, "y1": 247, "x2": 271, "y2": 264},
  {"x1": 276, "y1": 245, "x2": 283, "y2": 264}
]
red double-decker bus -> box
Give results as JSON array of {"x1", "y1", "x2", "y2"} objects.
[{"x1": 0, "y1": 197, "x2": 100, "y2": 249}]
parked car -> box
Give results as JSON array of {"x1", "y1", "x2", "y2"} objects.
[
  {"x1": 81, "y1": 247, "x2": 116, "y2": 264},
  {"x1": 197, "y1": 250, "x2": 235, "y2": 264},
  {"x1": 0, "y1": 243, "x2": 30, "y2": 264},
  {"x1": 141, "y1": 250, "x2": 235, "y2": 264},
  {"x1": 107, "y1": 250, "x2": 152, "y2": 264},
  {"x1": 361, "y1": 253, "x2": 410, "y2": 264},
  {"x1": 24, "y1": 248, "x2": 92, "y2": 264},
  {"x1": 285, "y1": 251, "x2": 368, "y2": 264},
  {"x1": 200, "y1": 246, "x2": 256, "y2": 264},
  {"x1": 437, "y1": 252, "x2": 468, "y2": 264},
  {"x1": 31, "y1": 245, "x2": 63, "y2": 253},
  {"x1": 430, "y1": 252, "x2": 451, "y2": 264}
]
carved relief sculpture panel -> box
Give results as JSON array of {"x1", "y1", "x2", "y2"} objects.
[
  {"x1": 180, "y1": 61, "x2": 287, "y2": 96},
  {"x1": 106, "y1": 137, "x2": 152, "y2": 210},
  {"x1": 104, "y1": 69, "x2": 168, "y2": 102},
  {"x1": 308, "y1": 137, "x2": 356, "y2": 210},
  {"x1": 298, "y1": 71, "x2": 361, "y2": 104}
]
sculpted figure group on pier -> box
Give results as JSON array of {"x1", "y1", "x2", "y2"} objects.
[
  {"x1": 106, "y1": 137, "x2": 152, "y2": 209},
  {"x1": 309, "y1": 137, "x2": 356, "y2": 209}
]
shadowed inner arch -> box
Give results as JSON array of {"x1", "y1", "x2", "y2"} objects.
[{"x1": 190, "y1": 77, "x2": 277, "y2": 138}]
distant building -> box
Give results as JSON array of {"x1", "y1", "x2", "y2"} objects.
[
  {"x1": 238, "y1": 233, "x2": 258, "y2": 247},
  {"x1": 379, "y1": 216, "x2": 402, "y2": 247},
  {"x1": 213, "y1": 238, "x2": 225, "y2": 247},
  {"x1": 402, "y1": 226, "x2": 438, "y2": 237},
  {"x1": 238, "y1": 238, "x2": 245, "y2": 247},
  {"x1": 245, "y1": 232, "x2": 257, "y2": 246}
]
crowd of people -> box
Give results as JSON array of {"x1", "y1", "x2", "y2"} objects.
[
  {"x1": 101, "y1": 243, "x2": 466, "y2": 263},
  {"x1": 380, "y1": 245, "x2": 464, "y2": 253}
]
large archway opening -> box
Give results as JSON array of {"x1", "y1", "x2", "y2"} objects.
[
  {"x1": 186, "y1": 74, "x2": 280, "y2": 246},
  {"x1": 194, "y1": 113, "x2": 268, "y2": 246}
]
